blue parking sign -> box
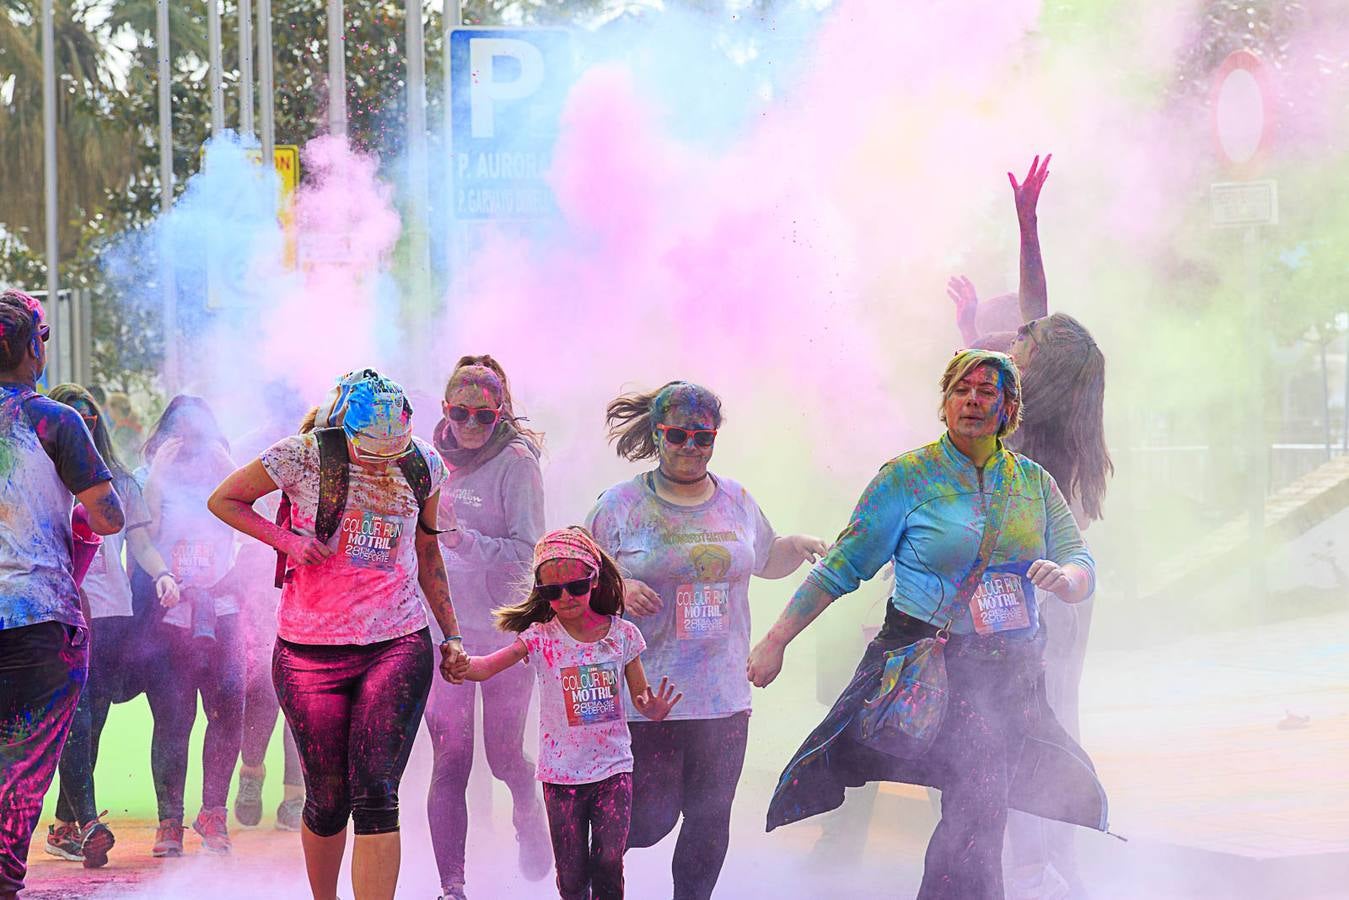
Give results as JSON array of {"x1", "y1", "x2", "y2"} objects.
[{"x1": 450, "y1": 28, "x2": 572, "y2": 220}]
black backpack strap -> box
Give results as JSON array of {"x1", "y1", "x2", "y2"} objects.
[
  {"x1": 314, "y1": 428, "x2": 351, "y2": 544},
  {"x1": 273, "y1": 493, "x2": 293, "y2": 589},
  {"x1": 396, "y1": 444, "x2": 443, "y2": 535}
]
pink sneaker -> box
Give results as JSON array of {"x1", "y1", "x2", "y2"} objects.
[
  {"x1": 192, "y1": 806, "x2": 232, "y2": 855},
  {"x1": 152, "y1": 819, "x2": 184, "y2": 858}
]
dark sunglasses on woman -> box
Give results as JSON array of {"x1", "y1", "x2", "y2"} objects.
[
  {"x1": 656, "y1": 423, "x2": 717, "y2": 448},
  {"x1": 446, "y1": 405, "x2": 501, "y2": 426},
  {"x1": 536, "y1": 578, "x2": 594, "y2": 602}
]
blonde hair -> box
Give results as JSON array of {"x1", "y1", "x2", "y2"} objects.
[{"x1": 938, "y1": 349, "x2": 1022, "y2": 438}]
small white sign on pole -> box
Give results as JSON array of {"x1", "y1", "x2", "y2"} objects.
[{"x1": 1211, "y1": 180, "x2": 1279, "y2": 227}]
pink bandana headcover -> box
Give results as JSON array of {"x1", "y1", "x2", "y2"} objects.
[{"x1": 532, "y1": 527, "x2": 603, "y2": 578}]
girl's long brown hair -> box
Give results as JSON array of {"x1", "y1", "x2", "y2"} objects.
[
  {"x1": 1011, "y1": 313, "x2": 1113, "y2": 521},
  {"x1": 493, "y1": 528, "x2": 626, "y2": 633}
]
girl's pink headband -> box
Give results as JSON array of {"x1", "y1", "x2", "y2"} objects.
[{"x1": 533, "y1": 527, "x2": 603, "y2": 576}]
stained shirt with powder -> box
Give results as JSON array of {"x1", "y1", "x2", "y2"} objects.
[
  {"x1": 519, "y1": 616, "x2": 646, "y2": 785},
  {"x1": 149, "y1": 447, "x2": 241, "y2": 627},
  {"x1": 586, "y1": 473, "x2": 776, "y2": 722},
  {"x1": 0, "y1": 384, "x2": 112, "y2": 631},
  {"x1": 807, "y1": 432, "x2": 1094, "y2": 635},
  {"x1": 261, "y1": 433, "x2": 447, "y2": 645}
]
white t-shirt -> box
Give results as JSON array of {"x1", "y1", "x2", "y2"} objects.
[
  {"x1": 519, "y1": 616, "x2": 647, "y2": 785},
  {"x1": 261, "y1": 433, "x2": 447, "y2": 646}
]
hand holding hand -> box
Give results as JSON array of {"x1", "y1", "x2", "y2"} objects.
[
  {"x1": 624, "y1": 579, "x2": 663, "y2": 617},
  {"x1": 1027, "y1": 558, "x2": 1073, "y2": 599},
  {"x1": 633, "y1": 676, "x2": 682, "y2": 721},
  {"x1": 155, "y1": 573, "x2": 181, "y2": 608},
  {"x1": 746, "y1": 637, "x2": 786, "y2": 688},
  {"x1": 439, "y1": 642, "x2": 469, "y2": 684},
  {"x1": 1008, "y1": 153, "x2": 1051, "y2": 224},
  {"x1": 790, "y1": 534, "x2": 829, "y2": 564},
  {"x1": 285, "y1": 534, "x2": 334, "y2": 567}
]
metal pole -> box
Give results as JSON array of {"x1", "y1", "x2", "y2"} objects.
[
  {"x1": 327, "y1": 0, "x2": 347, "y2": 136},
  {"x1": 258, "y1": 0, "x2": 275, "y2": 164},
  {"x1": 208, "y1": 0, "x2": 225, "y2": 135},
  {"x1": 239, "y1": 0, "x2": 255, "y2": 137},
  {"x1": 157, "y1": 0, "x2": 180, "y2": 389},
  {"x1": 405, "y1": 0, "x2": 432, "y2": 372},
  {"x1": 1246, "y1": 225, "x2": 1267, "y2": 614},
  {"x1": 42, "y1": 0, "x2": 58, "y2": 378}
]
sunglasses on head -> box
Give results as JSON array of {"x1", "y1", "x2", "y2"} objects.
[
  {"x1": 446, "y1": 404, "x2": 501, "y2": 426},
  {"x1": 536, "y1": 577, "x2": 595, "y2": 602},
  {"x1": 37, "y1": 324, "x2": 50, "y2": 343},
  {"x1": 656, "y1": 423, "x2": 717, "y2": 448}
]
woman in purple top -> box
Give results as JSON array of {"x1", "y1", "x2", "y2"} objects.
[
  {"x1": 424, "y1": 355, "x2": 551, "y2": 900},
  {"x1": 586, "y1": 381, "x2": 826, "y2": 900}
]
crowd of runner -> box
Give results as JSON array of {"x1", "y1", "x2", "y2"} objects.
[{"x1": 0, "y1": 157, "x2": 1111, "y2": 900}]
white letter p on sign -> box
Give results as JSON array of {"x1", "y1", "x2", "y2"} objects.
[{"x1": 469, "y1": 38, "x2": 545, "y2": 139}]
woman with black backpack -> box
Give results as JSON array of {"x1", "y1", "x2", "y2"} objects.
[{"x1": 209, "y1": 369, "x2": 469, "y2": 900}]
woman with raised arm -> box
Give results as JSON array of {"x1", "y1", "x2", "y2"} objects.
[
  {"x1": 948, "y1": 155, "x2": 1113, "y2": 899},
  {"x1": 208, "y1": 369, "x2": 467, "y2": 900},
  {"x1": 587, "y1": 380, "x2": 825, "y2": 900},
  {"x1": 749, "y1": 350, "x2": 1107, "y2": 900}
]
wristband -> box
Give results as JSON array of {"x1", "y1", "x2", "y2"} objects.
[
  {"x1": 440, "y1": 635, "x2": 462, "y2": 646},
  {"x1": 154, "y1": 571, "x2": 174, "y2": 582}
]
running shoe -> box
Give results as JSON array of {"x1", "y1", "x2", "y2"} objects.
[
  {"x1": 79, "y1": 814, "x2": 116, "y2": 869},
  {"x1": 152, "y1": 819, "x2": 184, "y2": 858},
  {"x1": 437, "y1": 886, "x2": 468, "y2": 900},
  {"x1": 275, "y1": 795, "x2": 304, "y2": 832},
  {"x1": 44, "y1": 822, "x2": 83, "y2": 862},
  {"x1": 234, "y1": 769, "x2": 265, "y2": 827},
  {"x1": 193, "y1": 806, "x2": 232, "y2": 855}
]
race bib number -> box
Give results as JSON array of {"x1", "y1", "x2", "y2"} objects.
[
  {"x1": 338, "y1": 510, "x2": 403, "y2": 571},
  {"x1": 969, "y1": 570, "x2": 1032, "y2": 636},
  {"x1": 171, "y1": 540, "x2": 216, "y2": 584},
  {"x1": 675, "y1": 582, "x2": 730, "y2": 639},
  {"x1": 561, "y1": 663, "x2": 623, "y2": 726}
]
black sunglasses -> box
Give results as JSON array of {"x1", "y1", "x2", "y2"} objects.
[
  {"x1": 656, "y1": 423, "x2": 717, "y2": 448},
  {"x1": 446, "y1": 404, "x2": 501, "y2": 426},
  {"x1": 536, "y1": 578, "x2": 595, "y2": 602}
]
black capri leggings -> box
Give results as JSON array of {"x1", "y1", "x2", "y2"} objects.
[{"x1": 272, "y1": 628, "x2": 432, "y2": 836}]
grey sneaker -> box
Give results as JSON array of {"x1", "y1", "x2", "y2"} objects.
[
  {"x1": 234, "y1": 769, "x2": 264, "y2": 827},
  {"x1": 437, "y1": 886, "x2": 468, "y2": 900},
  {"x1": 275, "y1": 795, "x2": 304, "y2": 832}
]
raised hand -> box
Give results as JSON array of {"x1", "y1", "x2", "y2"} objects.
[
  {"x1": 633, "y1": 676, "x2": 683, "y2": 721},
  {"x1": 947, "y1": 275, "x2": 980, "y2": 344},
  {"x1": 1008, "y1": 153, "x2": 1051, "y2": 224}
]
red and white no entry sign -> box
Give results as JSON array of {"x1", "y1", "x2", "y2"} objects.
[{"x1": 1211, "y1": 49, "x2": 1275, "y2": 171}]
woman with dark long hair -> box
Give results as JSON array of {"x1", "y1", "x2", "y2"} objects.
[
  {"x1": 140, "y1": 395, "x2": 247, "y2": 857},
  {"x1": 42, "y1": 385, "x2": 180, "y2": 869},
  {"x1": 586, "y1": 380, "x2": 825, "y2": 900},
  {"x1": 947, "y1": 155, "x2": 1112, "y2": 899},
  {"x1": 424, "y1": 355, "x2": 550, "y2": 900}
]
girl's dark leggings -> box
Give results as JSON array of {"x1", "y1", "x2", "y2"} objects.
[
  {"x1": 145, "y1": 615, "x2": 246, "y2": 822},
  {"x1": 543, "y1": 772, "x2": 632, "y2": 900},
  {"x1": 272, "y1": 628, "x2": 432, "y2": 836},
  {"x1": 627, "y1": 712, "x2": 750, "y2": 900}
]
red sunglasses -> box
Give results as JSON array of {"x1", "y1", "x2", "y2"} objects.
[{"x1": 656, "y1": 423, "x2": 717, "y2": 448}]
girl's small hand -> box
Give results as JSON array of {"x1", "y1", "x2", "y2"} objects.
[
  {"x1": 634, "y1": 676, "x2": 682, "y2": 722},
  {"x1": 440, "y1": 643, "x2": 469, "y2": 684}
]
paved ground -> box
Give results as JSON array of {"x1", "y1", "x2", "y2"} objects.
[{"x1": 21, "y1": 611, "x2": 1349, "y2": 898}]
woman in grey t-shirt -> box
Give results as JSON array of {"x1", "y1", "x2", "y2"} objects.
[{"x1": 586, "y1": 380, "x2": 825, "y2": 900}]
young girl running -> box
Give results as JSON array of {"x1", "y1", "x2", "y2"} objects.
[{"x1": 461, "y1": 527, "x2": 681, "y2": 900}]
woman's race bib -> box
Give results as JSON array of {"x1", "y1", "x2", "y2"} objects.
[{"x1": 968, "y1": 561, "x2": 1038, "y2": 637}]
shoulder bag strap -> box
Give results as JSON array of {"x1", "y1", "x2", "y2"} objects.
[{"x1": 932, "y1": 451, "x2": 1018, "y2": 631}]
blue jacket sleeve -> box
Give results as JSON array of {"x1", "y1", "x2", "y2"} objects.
[
  {"x1": 806, "y1": 463, "x2": 909, "y2": 599},
  {"x1": 1042, "y1": 470, "x2": 1095, "y2": 598}
]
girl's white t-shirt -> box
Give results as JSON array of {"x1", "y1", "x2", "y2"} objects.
[{"x1": 519, "y1": 616, "x2": 647, "y2": 785}]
